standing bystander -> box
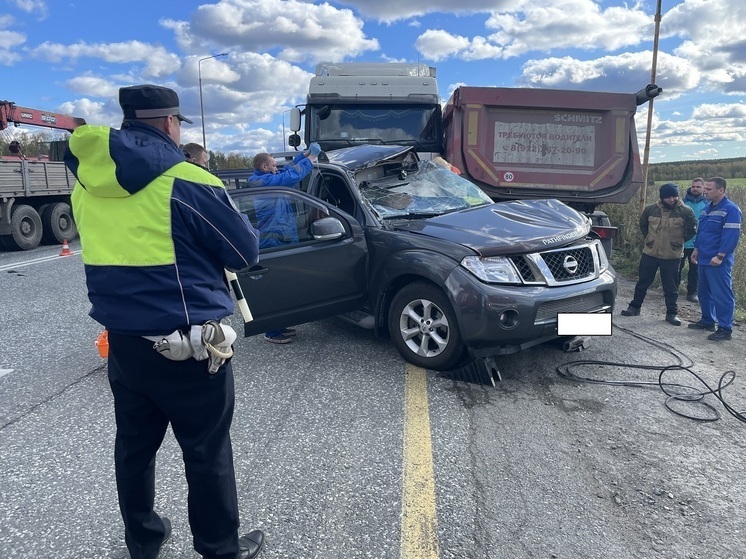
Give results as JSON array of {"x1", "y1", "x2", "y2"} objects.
[
  {"x1": 183, "y1": 142, "x2": 210, "y2": 169},
  {"x1": 621, "y1": 183, "x2": 697, "y2": 325},
  {"x1": 679, "y1": 177, "x2": 707, "y2": 302},
  {"x1": 65, "y1": 84, "x2": 265, "y2": 559},
  {"x1": 689, "y1": 177, "x2": 742, "y2": 341}
]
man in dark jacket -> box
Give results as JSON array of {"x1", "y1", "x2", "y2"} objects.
[
  {"x1": 65, "y1": 84, "x2": 265, "y2": 559},
  {"x1": 689, "y1": 176, "x2": 742, "y2": 341},
  {"x1": 621, "y1": 183, "x2": 697, "y2": 325}
]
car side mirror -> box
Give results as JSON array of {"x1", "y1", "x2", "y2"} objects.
[
  {"x1": 288, "y1": 133, "x2": 301, "y2": 148},
  {"x1": 312, "y1": 216, "x2": 345, "y2": 241}
]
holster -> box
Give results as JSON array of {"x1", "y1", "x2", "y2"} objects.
[{"x1": 146, "y1": 321, "x2": 236, "y2": 374}]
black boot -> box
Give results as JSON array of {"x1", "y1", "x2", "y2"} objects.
[
  {"x1": 621, "y1": 305, "x2": 640, "y2": 316},
  {"x1": 665, "y1": 314, "x2": 681, "y2": 326}
]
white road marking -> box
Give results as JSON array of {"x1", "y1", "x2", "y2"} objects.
[
  {"x1": 0, "y1": 369, "x2": 15, "y2": 379},
  {"x1": 0, "y1": 251, "x2": 80, "y2": 272}
]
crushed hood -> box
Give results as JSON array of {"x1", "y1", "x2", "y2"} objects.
[
  {"x1": 395, "y1": 198, "x2": 591, "y2": 256},
  {"x1": 325, "y1": 144, "x2": 415, "y2": 171},
  {"x1": 64, "y1": 122, "x2": 185, "y2": 198}
]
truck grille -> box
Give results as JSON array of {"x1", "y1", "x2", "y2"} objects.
[{"x1": 535, "y1": 292, "x2": 607, "y2": 323}]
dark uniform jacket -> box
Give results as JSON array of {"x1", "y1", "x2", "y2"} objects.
[{"x1": 65, "y1": 122, "x2": 260, "y2": 335}]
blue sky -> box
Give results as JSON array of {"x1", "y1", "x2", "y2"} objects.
[{"x1": 1, "y1": 0, "x2": 745, "y2": 162}]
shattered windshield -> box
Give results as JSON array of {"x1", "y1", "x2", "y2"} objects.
[
  {"x1": 359, "y1": 160, "x2": 493, "y2": 219},
  {"x1": 312, "y1": 104, "x2": 440, "y2": 145}
]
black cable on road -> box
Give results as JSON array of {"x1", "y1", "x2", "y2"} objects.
[{"x1": 556, "y1": 321, "x2": 745, "y2": 424}]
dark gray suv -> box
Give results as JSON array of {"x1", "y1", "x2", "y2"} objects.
[{"x1": 224, "y1": 145, "x2": 615, "y2": 370}]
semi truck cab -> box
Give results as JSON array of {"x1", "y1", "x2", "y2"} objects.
[{"x1": 288, "y1": 62, "x2": 442, "y2": 157}]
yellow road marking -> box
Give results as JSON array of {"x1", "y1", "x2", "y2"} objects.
[{"x1": 401, "y1": 364, "x2": 440, "y2": 559}]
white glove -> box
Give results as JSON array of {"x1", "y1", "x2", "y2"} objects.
[{"x1": 153, "y1": 330, "x2": 194, "y2": 361}]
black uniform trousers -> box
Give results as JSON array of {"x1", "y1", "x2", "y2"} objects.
[
  {"x1": 629, "y1": 252, "x2": 680, "y2": 314},
  {"x1": 108, "y1": 332, "x2": 240, "y2": 559}
]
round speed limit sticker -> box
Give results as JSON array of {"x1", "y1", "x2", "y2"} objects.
[{"x1": 503, "y1": 172, "x2": 514, "y2": 182}]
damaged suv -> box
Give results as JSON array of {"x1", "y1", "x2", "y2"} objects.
[{"x1": 225, "y1": 145, "x2": 615, "y2": 371}]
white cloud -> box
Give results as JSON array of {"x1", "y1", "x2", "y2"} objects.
[
  {"x1": 414, "y1": 0, "x2": 652, "y2": 63},
  {"x1": 519, "y1": 51, "x2": 699, "y2": 96},
  {"x1": 57, "y1": 97, "x2": 116, "y2": 128},
  {"x1": 7, "y1": 0, "x2": 48, "y2": 18},
  {"x1": 483, "y1": 0, "x2": 651, "y2": 58},
  {"x1": 29, "y1": 41, "x2": 181, "y2": 78},
  {"x1": 415, "y1": 30, "x2": 472, "y2": 61},
  {"x1": 168, "y1": 0, "x2": 379, "y2": 62},
  {"x1": 0, "y1": 15, "x2": 24, "y2": 64},
  {"x1": 691, "y1": 103, "x2": 746, "y2": 119},
  {"x1": 64, "y1": 76, "x2": 121, "y2": 99},
  {"x1": 0, "y1": 29, "x2": 25, "y2": 64},
  {"x1": 643, "y1": 101, "x2": 746, "y2": 156},
  {"x1": 665, "y1": 0, "x2": 746, "y2": 94},
  {"x1": 332, "y1": 0, "x2": 513, "y2": 22}
]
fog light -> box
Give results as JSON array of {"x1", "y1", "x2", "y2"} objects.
[{"x1": 499, "y1": 309, "x2": 519, "y2": 329}]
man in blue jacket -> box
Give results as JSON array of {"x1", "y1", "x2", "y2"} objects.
[
  {"x1": 689, "y1": 177, "x2": 742, "y2": 341},
  {"x1": 248, "y1": 144, "x2": 320, "y2": 344},
  {"x1": 678, "y1": 177, "x2": 707, "y2": 302},
  {"x1": 66, "y1": 84, "x2": 265, "y2": 559}
]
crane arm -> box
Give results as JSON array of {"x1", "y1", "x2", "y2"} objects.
[{"x1": 1, "y1": 100, "x2": 86, "y2": 132}]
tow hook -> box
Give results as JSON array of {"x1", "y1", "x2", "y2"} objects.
[{"x1": 562, "y1": 335, "x2": 591, "y2": 352}]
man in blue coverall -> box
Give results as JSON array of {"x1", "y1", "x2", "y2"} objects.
[
  {"x1": 689, "y1": 177, "x2": 742, "y2": 341},
  {"x1": 248, "y1": 144, "x2": 321, "y2": 343}
]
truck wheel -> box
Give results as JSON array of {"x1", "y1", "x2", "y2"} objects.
[
  {"x1": 388, "y1": 282, "x2": 465, "y2": 370},
  {"x1": 7, "y1": 205, "x2": 43, "y2": 251},
  {"x1": 41, "y1": 202, "x2": 77, "y2": 244}
]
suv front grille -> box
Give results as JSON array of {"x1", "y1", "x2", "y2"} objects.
[
  {"x1": 509, "y1": 256, "x2": 536, "y2": 282},
  {"x1": 509, "y1": 242, "x2": 600, "y2": 286},
  {"x1": 540, "y1": 246, "x2": 594, "y2": 282}
]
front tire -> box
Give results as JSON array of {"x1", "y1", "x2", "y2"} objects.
[{"x1": 388, "y1": 282, "x2": 465, "y2": 370}]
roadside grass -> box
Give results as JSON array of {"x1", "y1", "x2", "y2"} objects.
[{"x1": 603, "y1": 181, "x2": 746, "y2": 322}]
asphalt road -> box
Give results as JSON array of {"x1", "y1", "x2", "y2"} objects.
[{"x1": 1, "y1": 243, "x2": 745, "y2": 559}]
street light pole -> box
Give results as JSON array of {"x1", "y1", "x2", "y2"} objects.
[{"x1": 198, "y1": 52, "x2": 228, "y2": 151}]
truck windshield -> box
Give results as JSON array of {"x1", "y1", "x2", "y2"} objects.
[
  {"x1": 310, "y1": 104, "x2": 441, "y2": 151},
  {"x1": 359, "y1": 161, "x2": 493, "y2": 219}
]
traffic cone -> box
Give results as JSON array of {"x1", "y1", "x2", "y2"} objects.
[
  {"x1": 59, "y1": 239, "x2": 72, "y2": 256},
  {"x1": 95, "y1": 330, "x2": 109, "y2": 358}
]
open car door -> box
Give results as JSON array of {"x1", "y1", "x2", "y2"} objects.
[{"x1": 229, "y1": 187, "x2": 368, "y2": 336}]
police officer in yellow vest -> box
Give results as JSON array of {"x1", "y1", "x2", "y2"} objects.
[{"x1": 65, "y1": 85, "x2": 265, "y2": 559}]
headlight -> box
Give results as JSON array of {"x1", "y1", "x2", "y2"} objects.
[{"x1": 461, "y1": 256, "x2": 522, "y2": 284}]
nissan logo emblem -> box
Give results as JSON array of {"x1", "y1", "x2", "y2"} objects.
[{"x1": 563, "y1": 255, "x2": 579, "y2": 274}]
